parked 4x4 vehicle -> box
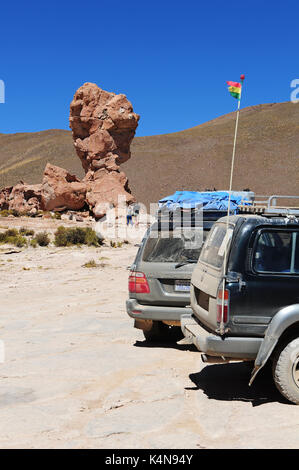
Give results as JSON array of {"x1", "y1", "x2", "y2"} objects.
[
  {"x1": 126, "y1": 190, "x2": 253, "y2": 342},
  {"x1": 181, "y1": 196, "x2": 299, "y2": 404},
  {"x1": 126, "y1": 217, "x2": 208, "y2": 342}
]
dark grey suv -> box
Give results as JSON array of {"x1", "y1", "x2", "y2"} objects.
[{"x1": 182, "y1": 202, "x2": 299, "y2": 404}]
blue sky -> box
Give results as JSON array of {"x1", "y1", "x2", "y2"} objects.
[{"x1": 0, "y1": 0, "x2": 298, "y2": 136}]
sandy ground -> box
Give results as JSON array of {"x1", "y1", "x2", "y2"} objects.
[{"x1": 0, "y1": 216, "x2": 299, "y2": 449}]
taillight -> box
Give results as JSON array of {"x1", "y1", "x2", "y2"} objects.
[
  {"x1": 217, "y1": 289, "x2": 229, "y2": 323},
  {"x1": 128, "y1": 272, "x2": 136, "y2": 293},
  {"x1": 128, "y1": 271, "x2": 150, "y2": 294}
]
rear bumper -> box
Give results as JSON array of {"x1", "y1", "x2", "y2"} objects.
[
  {"x1": 181, "y1": 314, "x2": 262, "y2": 359},
  {"x1": 126, "y1": 298, "x2": 193, "y2": 322}
]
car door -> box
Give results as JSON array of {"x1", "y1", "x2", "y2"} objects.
[{"x1": 239, "y1": 227, "x2": 299, "y2": 331}]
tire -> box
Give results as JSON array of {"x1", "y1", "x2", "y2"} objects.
[
  {"x1": 143, "y1": 321, "x2": 184, "y2": 343},
  {"x1": 272, "y1": 337, "x2": 299, "y2": 404}
]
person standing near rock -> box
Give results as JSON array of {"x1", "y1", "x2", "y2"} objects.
[
  {"x1": 133, "y1": 203, "x2": 140, "y2": 226},
  {"x1": 126, "y1": 205, "x2": 133, "y2": 226}
]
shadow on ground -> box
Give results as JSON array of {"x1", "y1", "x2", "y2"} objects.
[
  {"x1": 134, "y1": 339, "x2": 197, "y2": 352},
  {"x1": 187, "y1": 361, "x2": 290, "y2": 406}
]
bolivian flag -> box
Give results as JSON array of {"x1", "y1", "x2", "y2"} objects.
[{"x1": 227, "y1": 81, "x2": 242, "y2": 100}]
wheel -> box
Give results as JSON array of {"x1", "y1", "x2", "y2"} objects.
[
  {"x1": 272, "y1": 337, "x2": 299, "y2": 404},
  {"x1": 143, "y1": 321, "x2": 184, "y2": 343}
]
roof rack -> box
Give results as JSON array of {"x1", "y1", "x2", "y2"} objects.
[{"x1": 238, "y1": 195, "x2": 299, "y2": 217}]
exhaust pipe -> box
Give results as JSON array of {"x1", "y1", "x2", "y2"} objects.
[{"x1": 201, "y1": 354, "x2": 230, "y2": 364}]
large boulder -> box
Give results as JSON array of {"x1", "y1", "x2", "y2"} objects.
[
  {"x1": 69, "y1": 83, "x2": 139, "y2": 171},
  {"x1": 84, "y1": 169, "x2": 135, "y2": 218},
  {"x1": 8, "y1": 183, "x2": 42, "y2": 214},
  {"x1": 41, "y1": 163, "x2": 87, "y2": 211}
]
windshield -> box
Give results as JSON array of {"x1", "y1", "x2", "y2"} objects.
[
  {"x1": 200, "y1": 223, "x2": 233, "y2": 268},
  {"x1": 142, "y1": 229, "x2": 208, "y2": 263}
]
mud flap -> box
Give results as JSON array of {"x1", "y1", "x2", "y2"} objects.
[{"x1": 249, "y1": 333, "x2": 277, "y2": 386}]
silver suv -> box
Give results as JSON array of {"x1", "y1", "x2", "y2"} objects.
[{"x1": 126, "y1": 209, "x2": 226, "y2": 342}]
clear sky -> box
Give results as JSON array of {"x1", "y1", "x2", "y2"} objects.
[{"x1": 0, "y1": 0, "x2": 298, "y2": 136}]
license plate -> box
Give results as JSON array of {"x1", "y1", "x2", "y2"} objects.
[{"x1": 175, "y1": 281, "x2": 190, "y2": 292}]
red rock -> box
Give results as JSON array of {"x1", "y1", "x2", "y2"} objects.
[
  {"x1": 69, "y1": 82, "x2": 139, "y2": 217},
  {"x1": 8, "y1": 183, "x2": 42, "y2": 213},
  {"x1": 41, "y1": 163, "x2": 87, "y2": 211},
  {"x1": 0, "y1": 186, "x2": 13, "y2": 210},
  {"x1": 69, "y1": 83, "x2": 140, "y2": 171},
  {"x1": 84, "y1": 169, "x2": 135, "y2": 218}
]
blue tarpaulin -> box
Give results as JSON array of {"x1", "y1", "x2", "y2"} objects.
[{"x1": 158, "y1": 190, "x2": 253, "y2": 213}]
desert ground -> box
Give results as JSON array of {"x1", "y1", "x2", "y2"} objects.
[{"x1": 0, "y1": 216, "x2": 299, "y2": 449}]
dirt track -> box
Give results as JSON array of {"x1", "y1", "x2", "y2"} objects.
[{"x1": 1, "y1": 218, "x2": 299, "y2": 449}]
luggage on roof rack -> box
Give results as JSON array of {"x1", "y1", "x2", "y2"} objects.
[
  {"x1": 158, "y1": 190, "x2": 254, "y2": 214},
  {"x1": 238, "y1": 195, "x2": 299, "y2": 217},
  {"x1": 157, "y1": 191, "x2": 299, "y2": 221},
  {"x1": 156, "y1": 190, "x2": 254, "y2": 231}
]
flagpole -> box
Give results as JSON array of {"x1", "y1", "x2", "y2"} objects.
[{"x1": 218, "y1": 74, "x2": 245, "y2": 336}]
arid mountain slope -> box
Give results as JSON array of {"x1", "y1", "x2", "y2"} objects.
[
  {"x1": 1, "y1": 102, "x2": 298, "y2": 207},
  {"x1": 0, "y1": 130, "x2": 84, "y2": 189}
]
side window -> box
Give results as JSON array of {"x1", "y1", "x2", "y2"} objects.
[
  {"x1": 200, "y1": 224, "x2": 233, "y2": 268},
  {"x1": 253, "y1": 230, "x2": 299, "y2": 274}
]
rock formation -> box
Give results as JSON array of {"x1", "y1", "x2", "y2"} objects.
[
  {"x1": 0, "y1": 83, "x2": 139, "y2": 218},
  {"x1": 41, "y1": 163, "x2": 87, "y2": 211},
  {"x1": 69, "y1": 83, "x2": 139, "y2": 215},
  {"x1": 0, "y1": 186, "x2": 13, "y2": 210},
  {"x1": 1, "y1": 182, "x2": 43, "y2": 215}
]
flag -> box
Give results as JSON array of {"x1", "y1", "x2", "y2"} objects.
[{"x1": 227, "y1": 81, "x2": 242, "y2": 100}]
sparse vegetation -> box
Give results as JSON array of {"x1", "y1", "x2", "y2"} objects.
[
  {"x1": 84, "y1": 227, "x2": 100, "y2": 246},
  {"x1": 0, "y1": 232, "x2": 7, "y2": 243},
  {"x1": 0, "y1": 225, "x2": 102, "y2": 249},
  {"x1": 30, "y1": 238, "x2": 38, "y2": 248},
  {"x1": 82, "y1": 259, "x2": 107, "y2": 268},
  {"x1": 54, "y1": 226, "x2": 100, "y2": 247},
  {"x1": 5, "y1": 228, "x2": 18, "y2": 237},
  {"x1": 35, "y1": 231, "x2": 50, "y2": 247},
  {"x1": 14, "y1": 236, "x2": 27, "y2": 247},
  {"x1": 82, "y1": 259, "x2": 98, "y2": 268},
  {"x1": 19, "y1": 227, "x2": 35, "y2": 236},
  {"x1": 0, "y1": 210, "x2": 10, "y2": 217},
  {"x1": 110, "y1": 240, "x2": 124, "y2": 248},
  {"x1": 0, "y1": 209, "x2": 21, "y2": 218},
  {"x1": 0, "y1": 229, "x2": 28, "y2": 247}
]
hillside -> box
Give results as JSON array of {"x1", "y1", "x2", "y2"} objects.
[{"x1": 0, "y1": 102, "x2": 298, "y2": 207}]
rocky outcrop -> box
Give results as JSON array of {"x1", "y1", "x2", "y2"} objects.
[
  {"x1": 84, "y1": 169, "x2": 134, "y2": 218},
  {"x1": 41, "y1": 163, "x2": 87, "y2": 211},
  {"x1": 69, "y1": 83, "x2": 139, "y2": 215},
  {"x1": 0, "y1": 182, "x2": 43, "y2": 215},
  {"x1": 0, "y1": 166, "x2": 87, "y2": 214},
  {"x1": 0, "y1": 83, "x2": 139, "y2": 218},
  {"x1": 0, "y1": 186, "x2": 13, "y2": 210},
  {"x1": 69, "y1": 83, "x2": 139, "y2": 171}
]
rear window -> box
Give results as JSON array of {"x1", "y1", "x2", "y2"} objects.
[
  {"x1": 200, "y1": 224, "x2": 233, "y2": 268},
  {"x1": 253, "y1": 230, "x2": 299, "y2": 274},
  {"x1": 142, "y1": 229, "x2": 208, "y2": 263}
]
